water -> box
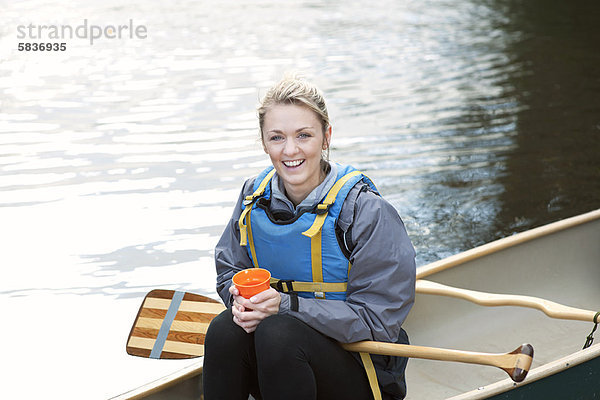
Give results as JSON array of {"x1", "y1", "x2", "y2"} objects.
[{"x1": 1, "y1": 0, "x2": 599, "y2": 398}]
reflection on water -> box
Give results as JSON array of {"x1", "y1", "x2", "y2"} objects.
[
  {"x1": 493, "y1": 0, "x2": 600, "y2": 235},
  {"x1": 1, "y1": 0, "x2": 599, "y2": 398}
]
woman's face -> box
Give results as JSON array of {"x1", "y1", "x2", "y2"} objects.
[{"x1": 262, "y1": 103, "x2": 331, "y2": 205}]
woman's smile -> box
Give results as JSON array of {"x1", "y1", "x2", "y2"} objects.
[{"x1": 282, "y1": 159, "x2": 304, "y2": 168}]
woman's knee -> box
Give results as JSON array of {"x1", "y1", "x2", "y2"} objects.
[{"x1": 254, "y1": 314, "x2": 309, "y2": 355}]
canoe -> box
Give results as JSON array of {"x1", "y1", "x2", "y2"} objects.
[
  {"x1": 404, "y1": 208, "x2": 600, "y2": 399},
  {"x1": 112, "y1": 208, "x2": 600, "y2": 400}
]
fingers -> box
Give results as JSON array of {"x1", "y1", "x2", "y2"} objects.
[
  {"x1": 232, "y1": 294, "x2": 251, "y2": 312},
  {"x1": 248, "y1": 288, "x2": 281, "y2": 314},
  {"x1": 247, "y1": 287, "x2": 276, "y2": 304},
  {"x1": 233, "y1": 289, "x2": 280, "y2": 314},
  {"x1": 230, "y1": 288, "x2": 282, "y2": 333},
  {"x1": 231, "y1": 305, "x2": 260, "y2": 333},
  {"x1": 231, "y1": 292, "x2": 280, "y2": 332},
  {"x1": 232, "y1": 314, "x2": 259, "y2": 333}
]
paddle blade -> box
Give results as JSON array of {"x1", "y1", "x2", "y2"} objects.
[
  {"x1": 504, "y1": 344, "x2": 534, "y2": 383},
  {"x1": 126, "y1": 289, "x2": 226, "y2": 359}
]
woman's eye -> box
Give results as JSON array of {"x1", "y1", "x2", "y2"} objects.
[
  {"x1": 269, "y1": 135, "x2": 283, "y2": 141},
  {"x1": 298, "y1": 132, "x2": 311, "y2": 138}
]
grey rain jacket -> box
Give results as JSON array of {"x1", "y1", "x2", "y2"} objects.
[{"x1": 214, "y1": 163, "x2": 416, "y2": 399}]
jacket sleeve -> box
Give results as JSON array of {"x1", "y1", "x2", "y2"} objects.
[
  {"x1": 279, "y1": 189, "x2": 416, "y2": 343},
  {"x1": 214, "y1": 179, "x2": 256, "y2": 306}
]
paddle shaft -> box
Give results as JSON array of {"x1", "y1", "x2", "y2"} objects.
[
  {"x1": 343, "y1": 341, "x2": 520, "y2": 367},
  {"x1": 342, "y1": 341, "x2": 533, "y2": 382},
  {"x1": 416, "y1": 279, "x2": 598, "y2": 322}
]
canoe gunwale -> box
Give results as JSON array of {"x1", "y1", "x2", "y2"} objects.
[
  {"x1": 416, "y1": 209, "x2": 600, "y2": 280},
  {"x1": 109, "y1": 361, "x2": 203, "y2": 400},
  {"x1": 446, "y1": 342, "x2": 600, "y2": 400}
]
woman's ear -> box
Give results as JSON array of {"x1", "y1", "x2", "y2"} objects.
[{"x1": 323, "y1": 125, "x2": 332, "y2": 149}]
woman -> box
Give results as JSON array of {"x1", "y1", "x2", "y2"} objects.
[{"x1": 203, "y1": 74, "x2": 416, "y2": 400}]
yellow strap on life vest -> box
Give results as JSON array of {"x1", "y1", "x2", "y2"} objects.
[
  {"x1": 359, "y1": 352, "x2": 383, "y2": 400},
  {"x1": 238, "y1": 205, "x2": 252, "y2": 246},
  {"x1": 238, "y1": 169, "x2": 276, "y2": 246},
  {"x1": 246, "y1": 208, "x2": 260, "y2": 269},
  {"x1": 300, "y1": 170, "x2": 362, "y2": 299},
  {"x1": 310, "y1": 228, "x2": 325, "y2": 298},
  {"x1": 302, "y1": 170, "x2": 361, "y2": 238},
  {"x1": 269, "y1": 278, "x2": 347, "y2": 293}
]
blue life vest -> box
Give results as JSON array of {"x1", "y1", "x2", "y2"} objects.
[{"x1": 238, "y1": 163, "x2": 378, "y2": 300}]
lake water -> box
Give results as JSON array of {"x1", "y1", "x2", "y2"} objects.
[{"x1": 1, "y1": 0, "x2": 599, "y2": 398}]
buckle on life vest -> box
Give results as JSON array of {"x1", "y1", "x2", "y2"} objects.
[
  {"x1": 273, "y1": 279, "x2": 295, "y2": 292},
  {"x1": 315, "y1": 203, "x2": 331, "y2": 215},
  {"x1": 243, "y1": 195, "x2": 255, "y2": 207}
]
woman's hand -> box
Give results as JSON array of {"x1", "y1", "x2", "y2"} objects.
[{"x1": 230, "y1": 285, "x2": 281, "y2": 333}]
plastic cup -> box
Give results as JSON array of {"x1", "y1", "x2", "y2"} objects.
[{"x1": 232, "y1": 268, "x2": 271, "y2": 299}]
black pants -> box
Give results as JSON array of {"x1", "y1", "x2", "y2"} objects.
[{"x1": 203, "y1": 308, "x2": 374, "y2": 400}]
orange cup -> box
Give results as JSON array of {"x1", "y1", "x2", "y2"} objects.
[{"x1": 232, "y1": 268, "x2": 271, "y2": 299}]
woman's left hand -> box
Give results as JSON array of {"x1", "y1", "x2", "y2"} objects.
[{"x1": 230, "y1": 286, "x2": 281, "y2": 333}]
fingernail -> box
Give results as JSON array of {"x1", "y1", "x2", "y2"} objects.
[{"x1": 249, "y1": 296, "x2": 256, "y2": 303}]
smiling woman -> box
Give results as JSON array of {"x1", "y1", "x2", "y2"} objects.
[{"x1": 202, "y1": 74, "x2": 417, "y2": 400}]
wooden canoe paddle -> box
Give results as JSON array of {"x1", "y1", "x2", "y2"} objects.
[
  {"x1": 126, "y1": 289, "x2": 533, "y2": 382},
  {"x1": 126, "y1": 289, "x2": 225, "y2": 359},
  {"x1": 416, "y1": 279, "x2": 599, "y2": 322}
]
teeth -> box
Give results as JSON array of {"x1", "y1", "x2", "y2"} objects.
[{"x1": 283, "y1": 160, "x2": 303, "y2": 167}]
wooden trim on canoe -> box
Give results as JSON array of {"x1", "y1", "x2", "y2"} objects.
[
  {"x1": 109, "y1": 361, "x2": 203, "y2": 400},
  {"x1": 416, "y1": 208, "x2": 600, "y2": 280},
  {"x1": 447, "y1": 343, "x2": 600, "y2": 400}
]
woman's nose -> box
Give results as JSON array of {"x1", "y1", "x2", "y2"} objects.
[{"x1": 282, "y1": 138, "x2": 298, "y2": 155}]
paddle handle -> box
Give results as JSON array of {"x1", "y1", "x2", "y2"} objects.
[
  {"x1": 342, "y1": 341, "x2": 533, "y2": 383},
  {"x1": 416, "y1": 279, "x2": 598, "y2": 322}
]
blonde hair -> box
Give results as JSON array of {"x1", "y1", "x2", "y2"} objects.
[{"x1": 258, "y1": 73, "x2": 330, "y2": 138}]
